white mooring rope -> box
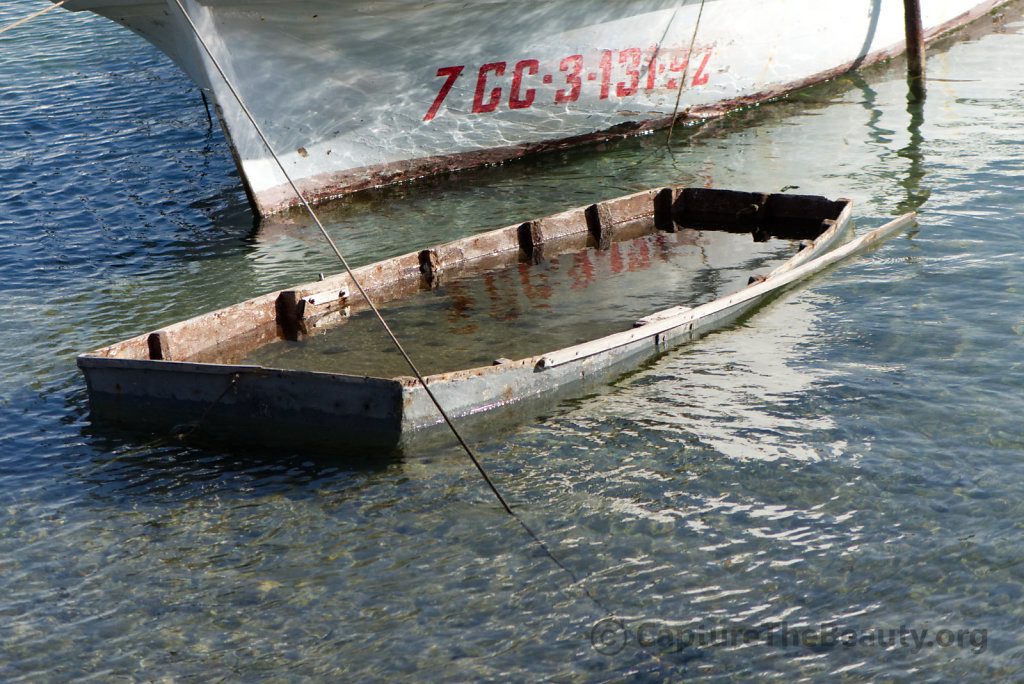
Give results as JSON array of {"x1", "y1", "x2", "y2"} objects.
[
  {"x1": 167, "y1": 0, "x2": 629, "y2": 622},
  {"x1": 0, "y1": 0, "x2": 69, "y2": 36}
]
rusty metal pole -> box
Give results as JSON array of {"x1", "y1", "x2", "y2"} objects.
[{"x1": 904, "y1": 0, "x2": 926, "y2": 100}]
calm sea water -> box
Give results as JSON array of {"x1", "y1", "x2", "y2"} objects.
[{"x1": 2, "y1": 2, "x2": 1024, "y2": 680}]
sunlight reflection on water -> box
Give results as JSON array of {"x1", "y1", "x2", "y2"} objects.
[{"x1": 2, "y1": 2, "x2": 1024, "y2": 680}]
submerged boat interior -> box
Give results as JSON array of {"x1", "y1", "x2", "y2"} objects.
[
  {"x1": 93, "y1": 188, "x2": 849, "y2": 379},
  {"x1": 237, "y1": 229, "x2": 798, "y2": 379}
]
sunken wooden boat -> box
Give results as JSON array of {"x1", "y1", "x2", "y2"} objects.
[{"x1": 78, "y1": 187, "x2": 912, "y2": 449}]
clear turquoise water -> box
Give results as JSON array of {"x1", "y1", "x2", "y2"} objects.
[{"x1": 2, "y1": 2, "x2": 1023, "y2": 680}]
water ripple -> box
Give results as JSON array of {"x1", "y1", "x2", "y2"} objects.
[{"x1": 3, "y1": 2, "x2": 1024, "y2": 680}]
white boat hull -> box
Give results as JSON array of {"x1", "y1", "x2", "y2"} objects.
[{"x1": 62, "y1": 0, "x2": 1007, "y2": 215}]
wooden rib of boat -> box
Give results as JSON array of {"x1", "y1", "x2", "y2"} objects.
[{"x1": 78, "y1": 187, "x2": 913, "y2": 449}]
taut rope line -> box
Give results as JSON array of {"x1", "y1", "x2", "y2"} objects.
[
  {"x1": 167, "y1": 3, "x2": 627, "y2": 621},
  {"x1": 169, "y1": 0, "x2": 624, "y2": 619},
  {"x1": 0, "y1": 0, "x2": 69, "y2": 36},
  {"x1": 666, "y1": 0, "x2": 707, "y2": 144},
  {"x1": 168, "y1": 0, "x2": 515, "y2": 516}
]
